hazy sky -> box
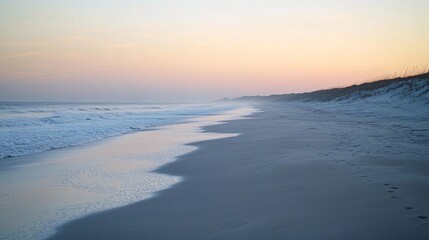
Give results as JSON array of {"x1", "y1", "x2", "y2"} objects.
[{"x1": 1, "y1": 0, "x2": 428, "y2": 102}]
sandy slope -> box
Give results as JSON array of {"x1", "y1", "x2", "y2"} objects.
[
  {"x1": 49, "y1": 102, "x2": 429, "y2": 240},
  {"x1": 237, "y1": 72, "x2": 429, "y2": 103}
]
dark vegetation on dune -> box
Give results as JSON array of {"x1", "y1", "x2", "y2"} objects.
[{"x1": 235, "y1": 71, "x2": 429, "y2": 103}]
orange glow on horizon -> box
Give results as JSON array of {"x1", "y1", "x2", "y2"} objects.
[{"x1": 1, "y1": 0, "x2": 428, "y2": 101}]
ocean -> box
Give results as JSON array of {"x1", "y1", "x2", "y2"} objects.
[{"x1": 0, "y1": 102, "x2": 236, "y2": 159}]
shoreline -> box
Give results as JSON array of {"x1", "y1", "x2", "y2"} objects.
[
  {"x1": 49, "y1": 102, "x2": 429, "y2": 240},
  {"x1": 0, "y1": 107, "x2": 255, "y2": 240}
]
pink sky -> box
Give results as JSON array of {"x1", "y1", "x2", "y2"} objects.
[{"x1": 1, "y1": 0, "x2": 428, "y2": 101}]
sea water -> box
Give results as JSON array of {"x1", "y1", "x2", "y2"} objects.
[{"x1": 0, "y1": 102, "x2": 235, "y2": 159}]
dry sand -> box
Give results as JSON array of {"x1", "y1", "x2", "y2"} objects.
[{"x1": 49, "y1": 102, "x2": 429, "y2": 240}]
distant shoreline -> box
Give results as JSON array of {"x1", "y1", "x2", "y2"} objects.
[{"x1": 234, "y1": 72, "x2": 429, "y2": 103}]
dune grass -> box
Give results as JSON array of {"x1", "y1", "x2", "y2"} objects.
[{"x1": 237, "y1": 69, "x2": 429, "y2": 102}]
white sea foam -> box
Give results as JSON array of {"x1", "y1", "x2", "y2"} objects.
[{"x1": 0, "y1": 103, "x2": 236, "y2": 159}]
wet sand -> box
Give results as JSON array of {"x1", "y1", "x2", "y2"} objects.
[{"x1": 49, "y1": 102, "x2": 429, "y2": 240}]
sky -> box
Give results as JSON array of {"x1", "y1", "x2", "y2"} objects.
[{"x1": 0, "y1": 0, "x2": 428, "y2": 102}]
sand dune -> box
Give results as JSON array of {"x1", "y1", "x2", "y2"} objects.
[{"x1": 236, "y1": 72, "x2": 429, "y2": 103}]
